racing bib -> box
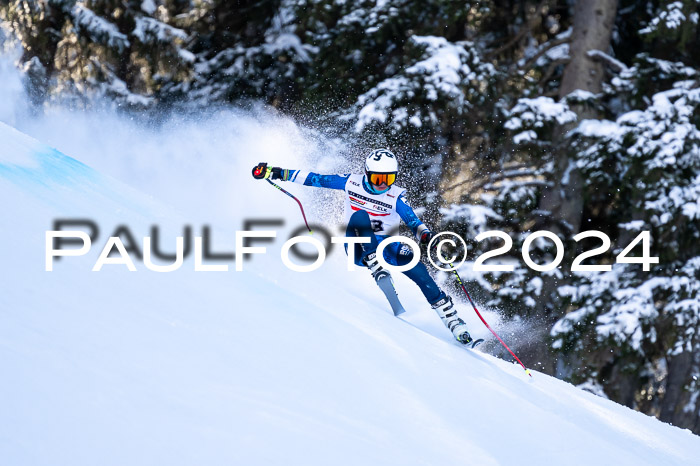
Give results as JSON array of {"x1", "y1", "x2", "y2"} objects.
[{"x1": 343, "y1": 174, "x2": 405, "y2": 236}]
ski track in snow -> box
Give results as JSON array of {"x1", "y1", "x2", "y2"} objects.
[{"x1": 1, "y1": 119, "x2": 699, "y2": 466}]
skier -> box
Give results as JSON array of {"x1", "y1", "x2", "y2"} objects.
[{"x1": 252, "y1": 149, "x2": 473, "y2": 345}]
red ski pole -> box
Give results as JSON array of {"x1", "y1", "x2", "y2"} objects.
[
  {"x1": 265, "y1": 178, "x2": 312, "y2": 234},
  {"x1": 448, "y1": 263, "x2": 532, "y2": 377}
]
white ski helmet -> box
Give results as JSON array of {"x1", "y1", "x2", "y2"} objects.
[{"x1": 365, "y1": 148, "x2": 398, "y2": 188}]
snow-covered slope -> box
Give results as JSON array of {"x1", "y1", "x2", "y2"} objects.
[{"x1": 1, "y1": 121, "x2": 699, "y2": 466}]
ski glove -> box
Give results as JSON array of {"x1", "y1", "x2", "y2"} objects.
[
  {"x1": 417, "y1": 225, "x2": 433, "y2": 246},
  {"x1": 252, "y1": 162, "x2": 291, "y2": 181},
  {"x1": 270, "y1": 167, "x2": 292, "y2": 181}
]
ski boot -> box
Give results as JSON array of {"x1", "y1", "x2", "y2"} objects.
[
  {"x1": 431, "y1": 296, "x2": 473, "y2": 345},
  {"x1": 363, "y1": 252, "x2": 391, "y2": 282}
]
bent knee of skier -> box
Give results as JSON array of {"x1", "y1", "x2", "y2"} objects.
[
  {"x1": 346, "y1": 210, "x2": 372, "y2": 232},
  {"x1": 381, "y1": 243, "x2": 444, "y2": 303},
  {"x1": 345, "y1": 210, "x2": 381, "y2": 263}
]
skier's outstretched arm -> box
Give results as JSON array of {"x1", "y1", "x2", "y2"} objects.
[
  {"x1": 252, "y1": 163, "x2": 348, "y2": 190},
  {"x1": 396, "y1": 194, "x2": 434, "y2": 245}
]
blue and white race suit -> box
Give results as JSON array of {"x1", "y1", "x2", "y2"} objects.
[{"x1": 286, "y1": 170, "x2": 444, "y2": 305}]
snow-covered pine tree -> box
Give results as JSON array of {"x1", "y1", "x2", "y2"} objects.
[
  {"x1": 293, "y1": 0, "x2": 498, "y2": 219},
  {"x1": 173, "y1": 0, "x2": 314, "y2": 108},
  {"x1": 0, "y1": 0, "x2": 192, "y2": 108},
  {"x1": 436, "y1": 0, "x2": 578, "y2": 370},
  {"x1": 551, "y1": 15, "x2": 700, "y2": 432},
  {"x1": 438, "y1": 3, "x2": 700, "y2": 427},
  {"x1": 475, "y1": 0, "x2": 700, "y2": 428}
]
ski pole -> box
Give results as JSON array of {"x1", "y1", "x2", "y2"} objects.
[
  {"x1": 448, "y1": 262, "x2": 531, "y2": 377},
  {"x1": 266, "y1": 178, "x2": 312, "y2": 234},
  {"x1": 252, "y1": 162, "x2": 312, "y2": 234}
]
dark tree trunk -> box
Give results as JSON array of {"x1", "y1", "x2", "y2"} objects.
[
  {"x1": 661, "y1": 349, "x2": 700, "y2": 433},
  {"x1": 532, "y1": 0, "x2": 619, "y2": 368},
  {"x1": 541, "y1": 0, "x2": 618, "y2": 236},
  {"x1": 559, "y1": 0, "x2": 618, "y2": 99}
]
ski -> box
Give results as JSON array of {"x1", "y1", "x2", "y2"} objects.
[
  {"x1": 470, "y1": 338, "x2": 485, "y2": 349},
  {"x1": 375, "y1": 275, "x2": 406, "y2": 316}
]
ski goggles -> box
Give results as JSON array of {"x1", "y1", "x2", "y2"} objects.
[{"x1": 368, "y1": 172, "x2": 397, "y2": 186}]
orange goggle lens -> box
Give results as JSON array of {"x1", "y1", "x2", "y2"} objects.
[{"x1": 369, "y1": 172, "x2": 396, "y2": 186}]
